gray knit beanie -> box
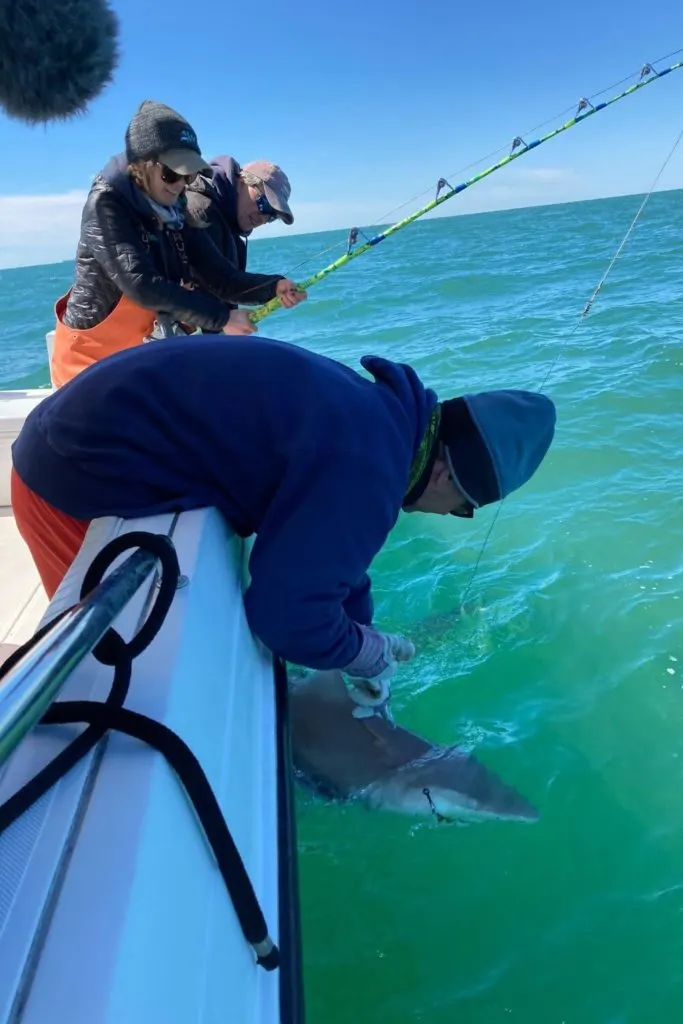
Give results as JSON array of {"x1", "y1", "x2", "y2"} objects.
[{"x1": 124, "y1": 99, "x2": 211, "y2": 175}]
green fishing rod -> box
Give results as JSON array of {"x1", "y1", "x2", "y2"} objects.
[{"x1": 249, "y1": 57, "x2": 683, "y2": 325}]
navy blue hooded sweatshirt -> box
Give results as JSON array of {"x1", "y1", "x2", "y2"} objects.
[
  {"x1": 185, "y1": 156, "x2": 249, "y2": 271},
  {"x1": 12, "y1": 337, "x2": 435, "y2": 670}
]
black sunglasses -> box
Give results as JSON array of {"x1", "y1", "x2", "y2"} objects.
[
  {"x1": 254, "y1": 191, "x2": 278, "y2": 223},
  {"x1": 158, "y1": 163, "x2": 198, "y2": 186},
  {"x1": 451, "y1": 502, "x2": 475, "y2": 518}
]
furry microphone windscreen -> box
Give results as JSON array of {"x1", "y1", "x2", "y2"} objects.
[{"x1": 0, "y1": 0, "x2": 120, "y2": 124}]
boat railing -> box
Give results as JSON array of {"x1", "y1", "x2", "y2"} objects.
[{"x1": 0, "y1": 548, "x2": 158, "y2": 768}]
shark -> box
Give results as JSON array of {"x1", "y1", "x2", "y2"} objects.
[{"x1": 288, "y1": 669, "x2": 538, "y2": 825}]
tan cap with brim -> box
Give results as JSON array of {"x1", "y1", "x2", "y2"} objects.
[{"x1": 242, "y1": 160, "x2": 294, "y2": 225}]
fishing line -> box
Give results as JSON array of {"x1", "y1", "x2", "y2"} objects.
[
  {"x1": 247, "y1": 54, "x2": 683, "y2": 322},
  {"x1": 457, "y1": 121, "x2": 683, "y2": 611}
]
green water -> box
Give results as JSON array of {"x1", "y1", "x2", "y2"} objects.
[{"x1": 2, "y1": 192, "x2": 683, "y2": 1021}]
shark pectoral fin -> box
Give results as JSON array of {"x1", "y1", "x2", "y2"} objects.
[
  {"x1": 361, "y1": 716, "x2": 392, "y2": 740},
  {"x1": 359, "y1": 717, "x2": 413, "y2": 770},
  {"x1": 352, "y1": 703, "x2": 395, "y2": 725}
]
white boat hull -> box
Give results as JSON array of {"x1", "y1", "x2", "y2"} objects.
[{"x1": 0, "y1": 344, "x2": 303, "y2": 1021}]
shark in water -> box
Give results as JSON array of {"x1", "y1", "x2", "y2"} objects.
[{"x1": 288, "y1": 669, "x2": 538, "y2": 825}]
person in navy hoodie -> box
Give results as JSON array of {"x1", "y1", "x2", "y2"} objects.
[
  {"x1": 185, "y1": 157, "x2": 295, "y2": 287},
  {"x1": 11, "y1": 336, "x2": 556, "y2": 711}
]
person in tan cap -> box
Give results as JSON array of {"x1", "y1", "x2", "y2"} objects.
[{"x1": 185, "y1": 157, "x2": 297, "y2": 301}]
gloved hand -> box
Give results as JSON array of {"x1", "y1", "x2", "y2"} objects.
[{"x1": 343, "y1": 631, "x2": 415, "y2": 718}]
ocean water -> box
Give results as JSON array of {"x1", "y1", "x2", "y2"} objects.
[{"x1": 2, "y1": 191, "x2": 683, "y2": 1022}]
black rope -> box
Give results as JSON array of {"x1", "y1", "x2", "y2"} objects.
[{"x1": 0, "y1": 530, "x2": 279, "y2": 971}]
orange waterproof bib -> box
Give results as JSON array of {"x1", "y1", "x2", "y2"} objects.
[
  {"x1": 50, "y1": 290, "x2": 157, "y2": 388},
  {"x1": 10, "y1": 468, "x2": 90, "y2": 599}
]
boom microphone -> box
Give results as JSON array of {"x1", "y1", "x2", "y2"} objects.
[{"x1": 0, "y1": 0, "x2": 120, "y2": 124}]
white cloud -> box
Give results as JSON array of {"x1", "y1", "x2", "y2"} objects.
[
  {"x1": 426, "y1": 165, "x2": 586, "y2": 215},
  {"x1": 0, "y1": 191, "x2": 391, "y2": 268},
  {"x1": 244, "y1": 166, "x2": 586, "y2": 240},
  {"x1": 0, "y1": 166, "x2": 617, "y2": 268},
  {"x1": 0, "y1": 190, "x2": 87, "y2": 269},
  {"x1": 513, "y1": 166, "x2": 576, "y2": 184}
]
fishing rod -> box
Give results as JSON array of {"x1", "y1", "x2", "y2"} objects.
[{"x1": 249, "y1": 57, "x2": 683, "y2": 325}]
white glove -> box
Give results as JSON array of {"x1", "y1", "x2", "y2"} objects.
[
  {"x1": 343, "y1": 632, "x2": 415, "y2": 718},
  {"x1": 384, "y1": 634, "x2": 416, "y2": 662}
]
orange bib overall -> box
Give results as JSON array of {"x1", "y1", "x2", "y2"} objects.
[
  {"x1": 50, "y1": 290, "x2": 156, "y2": 389},
  {"x1": 50, "y1": 226, "x2": 196, "y2": 388}
]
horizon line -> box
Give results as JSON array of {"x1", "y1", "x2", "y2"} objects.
[{"x1": 1, "y1": 183, "x2": 681, "y2": 273}]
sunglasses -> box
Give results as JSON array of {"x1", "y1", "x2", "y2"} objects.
[
  {"x1": 451, "y1": 502, "x2": 475, "y2": 519},
  {"x1": 255, "y1": 190, "x2": 278, "y2": 223},
  {"x1": 444, "y1": 446, "x2": 476, "y2": 518},
  {"x1": 158, "y1": 163, "x2": 198, "y2": 186}
]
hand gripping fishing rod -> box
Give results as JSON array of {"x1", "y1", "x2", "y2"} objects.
[{"x1": 249, "y1": 57, "x2": 683, "y2": 325}]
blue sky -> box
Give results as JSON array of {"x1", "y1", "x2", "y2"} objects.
[{"x1": 1, "y1": 0, "x2": 683, "y2": 267}]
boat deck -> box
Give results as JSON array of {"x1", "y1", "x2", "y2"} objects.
[
  {"x1": 0, "y1": 509, "x2": 47, "y2": 665},
  {"x1": 0, "y1": 385, "x2": 52, "y2": 665}
]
